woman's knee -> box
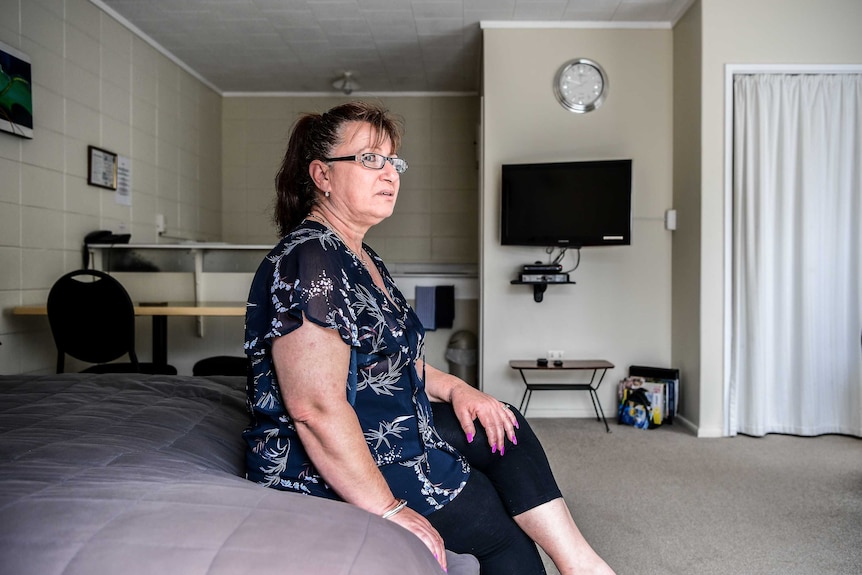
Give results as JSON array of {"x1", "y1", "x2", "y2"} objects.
[
  {"x1": 433, "y1": 401, "x2": 531, "y2": 442},
  {"x1": 429, "y1": 471, "x2": 547, "y2": 574}
]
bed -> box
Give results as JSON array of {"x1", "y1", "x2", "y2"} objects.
[{"x1": 0, "y1": 373, "x2": 478, "y2": 575}]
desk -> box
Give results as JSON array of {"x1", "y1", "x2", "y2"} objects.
[
  {"x1": 509, "y1": 359, "x2": 614, "y2": 432},
  {"x1": 12, "y1": 303, "x2": 246, "y2": 369}
]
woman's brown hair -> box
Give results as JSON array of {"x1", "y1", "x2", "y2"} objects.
[{"x1": 273, "y1": 101, "x2": 403, "y2": 236}]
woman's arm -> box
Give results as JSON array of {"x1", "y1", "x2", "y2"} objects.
[
  {"x1": 421, "y1": 360, "x2": 518, "y2": 454},
  {"x1": 273, "y1": 318, "x2": 446, "y2": 569}
]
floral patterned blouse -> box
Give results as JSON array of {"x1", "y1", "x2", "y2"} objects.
[{"x1": 243, "y1": 220, "x2": 470, "y2": 515}]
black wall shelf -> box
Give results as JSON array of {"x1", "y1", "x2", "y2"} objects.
[{"x1": 511, "y1": 279, "x2": 576, "y2": 302}]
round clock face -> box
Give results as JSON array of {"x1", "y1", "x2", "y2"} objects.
[{"x1": 554, "y1": 59, "x2": 607, "y2": 113}]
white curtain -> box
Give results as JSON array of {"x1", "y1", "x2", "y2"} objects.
[{"x1": 729, "y1": 73, "x2": 862, "y2": 437}]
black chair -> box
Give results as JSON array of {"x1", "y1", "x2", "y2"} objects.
[
  {"x1": 47, "y1": 269, "x2": 176, "y2": 375},
  {"x1": 192, "y1": 355, "x2": 249, "y2": 377}
]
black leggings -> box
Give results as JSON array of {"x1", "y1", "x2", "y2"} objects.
[{"x1": 427, "y1": 402, "x2": 563, "y2": 575}]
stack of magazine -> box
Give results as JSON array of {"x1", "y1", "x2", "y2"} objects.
[{"x1": 617, "y1": 365, "x2": 680, "y2": 426}]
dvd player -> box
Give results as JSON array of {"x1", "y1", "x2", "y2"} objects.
[
  {"x1": 520, "y1": 272, "x2": 570, "y2": 283},
  {"x1": 522, "y1": 262, "x2": 562, "y2": 273}
]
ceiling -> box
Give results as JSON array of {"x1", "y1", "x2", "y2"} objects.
[{"x1": 96, "y1": 0, "x2": 694, "y2": 94}]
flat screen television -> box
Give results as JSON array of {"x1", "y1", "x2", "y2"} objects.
[
  {"x1": 0, "y1": 40, "x2": 33, "y2": 139},
  {"x1": 501, "y1": 159, "x2": 632, "y2": 248}
]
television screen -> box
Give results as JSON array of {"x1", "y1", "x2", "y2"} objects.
[
  {"x1": 501, "y1": 159, "x2": 632, "y2": 247},
  {"x1": 0, "y1": 40, "x2": 33, "y2": 139}
]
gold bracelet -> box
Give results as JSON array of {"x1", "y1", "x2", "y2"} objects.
[{"x1": 381, "y1": 498, "x2": 408, "y2": 520}]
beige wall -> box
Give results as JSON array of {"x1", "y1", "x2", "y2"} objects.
[
  {"x1": 672, "y1": 2, "x2": 703, "y2": 429},
  {"x1": 222, "y1": 95, "x2": 480, "y2": 264},
  {"x1": 221, "y1": 94, "x2": 482, "y2": 371},
  {"x1": 0, "y1": 0, "x2": 221, "y2": 374},
  {"x1": 481, "y1": 28, "x2": 674, "y2": 417},
  {"x1": 481, "y1": 2, "x2": 862, "y2": 431},
  {"x1": 693, "y1": 0, "x2": 862, "y2": 436}
]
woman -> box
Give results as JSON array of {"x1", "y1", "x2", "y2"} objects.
[{"x1": 244, "y1": 101, "x2": 614, "y2": 575}]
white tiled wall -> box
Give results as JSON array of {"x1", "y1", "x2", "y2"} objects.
[
  {"x1": 0, "y1": 0, "x2": 222, "y2": 374},
  {"x1": 221, "y1": 95, "x2": 480, "y2": 263},
  {"x1": 0, "y1": 2, "x2": 478, "y2": 375}
]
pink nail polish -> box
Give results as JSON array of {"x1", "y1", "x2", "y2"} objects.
[
  {"x1": 491, "y1": 443, "x2": 497, "y2": 454},
  {"x1": 466, "y1": 432, "x2": 474, "y2": 443},
  {"x1": 512, "y1": 435, "x2": 518, "y2": 445},
  {"x1": 500, "y1": 444, "x2": 505, "y2": 456}
]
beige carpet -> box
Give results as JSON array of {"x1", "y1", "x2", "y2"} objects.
[{"x1": 527, "y1": 417, "x2": 862, "y2": 575}]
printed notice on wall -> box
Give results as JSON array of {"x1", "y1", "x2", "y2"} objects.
[{"x1": 115, "y1": 155, "x2": 131, "y2": 206}]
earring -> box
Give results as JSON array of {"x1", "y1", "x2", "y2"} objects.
[{"x1": 325, "y1": 191, "x2": 330, "y2": 198}]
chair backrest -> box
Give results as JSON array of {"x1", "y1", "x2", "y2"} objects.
[
  {"x1": 47, "y1": 269, "x2": 139, "y2": 373},
  {"x1": 192, "y1": 355, "x2": 249, "y2": 377}
]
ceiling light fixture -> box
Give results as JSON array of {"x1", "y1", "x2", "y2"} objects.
[{"x1": 332, "y1": 71, "x2": 360, "y2": 95}]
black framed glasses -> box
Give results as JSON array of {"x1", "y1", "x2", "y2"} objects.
[{"x1": 324, "y1": 152, "x2": 408, "y2": 174}]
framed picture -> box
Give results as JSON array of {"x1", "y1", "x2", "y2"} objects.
[
  {"x1": 0, "y1": 40, "x2": 33, "y2": 139},
  {"x1": 88, "y1": 146, "x2": 118, "y2": 190}
]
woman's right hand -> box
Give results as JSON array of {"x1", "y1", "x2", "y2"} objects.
[{"x1": 388, "y1": 507, "x2": 448, "y2": 572}]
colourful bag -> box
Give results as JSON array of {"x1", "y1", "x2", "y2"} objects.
[{"x1": 618, "y1": 387, "x2": 653, "y2": 429}]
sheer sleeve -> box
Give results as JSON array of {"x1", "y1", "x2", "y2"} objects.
[{"x1": 265, "y1": 226, "x2": 364, "y2": 348}]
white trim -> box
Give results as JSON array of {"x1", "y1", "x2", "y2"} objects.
[
  {"x1": 88, "y1": 243, "x2": 272, "y2": 250},
  {"x1": 674, "y1": 414, "x2": 700, "y2": 437},
  {"x1": 722, "y1": 63, "x2": 862, "y2": 436},
  {"x1": 723, "y1": 65, "x2": 736, "y2": 437},
  {"x1": 88, "y1": 0, "x2": 222, "y2": 95},
  {"x1": 478, "y1": 95, "x2": 485, "y2": 391},
  {"x1": 724, "y1": 64, "x2": 862, "y2": 75},
  {"x1": 222, "y1": 91, "x2": 478, "y2": 98},
  {"x1": 0, "y1": 39, "x2": 30, "y2": 63},
  {"x1": 480, "y1": 20, "x2": 671, "y2": 30}
]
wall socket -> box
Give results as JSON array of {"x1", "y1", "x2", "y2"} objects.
[{"x1": 548, "y1": 350, "x2": 564, "y2": 360}]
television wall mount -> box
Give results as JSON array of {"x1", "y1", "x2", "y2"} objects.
[{"x1": 511, "y1": 277, "x2": 576, "y2": 302}]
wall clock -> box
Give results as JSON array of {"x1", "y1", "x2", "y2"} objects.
[{"x1": 553, "y1": 58, "x2": 608, "y2": 113}]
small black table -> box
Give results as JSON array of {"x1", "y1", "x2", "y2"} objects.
[{"x1": 509, "y1": 359, "x2": 614, "y2": 432}]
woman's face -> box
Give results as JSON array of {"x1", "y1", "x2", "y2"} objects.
[{"x1": 319, "y1": 121, "x2": 401, "y2": 228}]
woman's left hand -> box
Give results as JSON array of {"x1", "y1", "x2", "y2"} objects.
[{"x1": 449, "y1": 383, "x2": 518, "y2": 455}]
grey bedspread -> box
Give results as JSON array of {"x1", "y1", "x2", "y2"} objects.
[{"x1": 0, "y1": 374, "x2": 478, "y2": 575}]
